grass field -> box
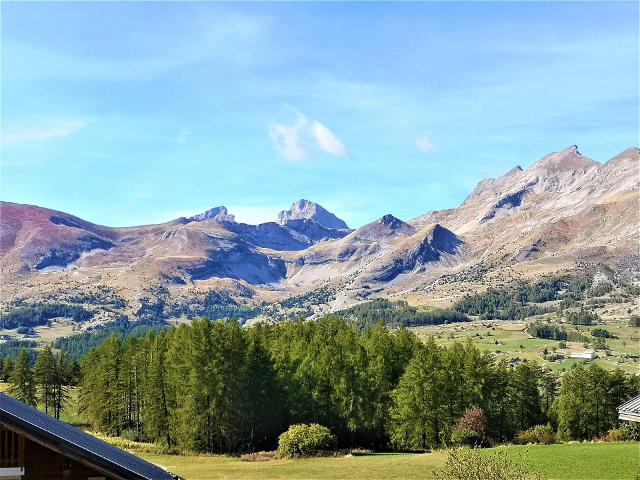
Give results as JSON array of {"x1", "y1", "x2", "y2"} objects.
[
  {"x1": 411, "y1": 317, "x2": 640, "y2": 373},
  {"x1": 138, "y1": 443, "x2": 640, "y2": 480},
  {"x1": 483, "y1": 442, "x2": 640, "y2": 480},
  {"x1": 140, "y1": 451, "x2": 446, "y2": 480}
]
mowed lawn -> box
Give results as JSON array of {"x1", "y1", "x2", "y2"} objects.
[
  {"x1": 140, "y1": 442, "x2": 640, "y2": 480},
  {"x1": 491, "y1": 442, "x2": 640, "y2": 480},
  {"x1": 140, "y1": 452, "x2": 447, "y2": 480}
]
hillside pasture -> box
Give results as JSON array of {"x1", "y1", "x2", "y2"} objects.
[{"x1": 411, "y1": 317, "x2": 639, "y2": 373}]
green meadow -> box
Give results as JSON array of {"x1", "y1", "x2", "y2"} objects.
[{"x1": 137, "y1": 442, "x2": 640, "y2": 480}]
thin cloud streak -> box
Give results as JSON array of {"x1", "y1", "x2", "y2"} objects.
[
  {"x1": 311, "y1": 121, "x2": 348, "y2": 156},
  {"x1": 1, "y1": 120, "x2": 86, "y2": 144}
]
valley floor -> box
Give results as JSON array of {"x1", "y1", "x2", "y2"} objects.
[{"x1": 138, "y1": 442, "x2": 640, "y2": 480}]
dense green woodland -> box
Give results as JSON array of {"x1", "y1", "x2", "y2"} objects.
[
  {"x1": 330, "y1": 299, "x2": 468, "y2": 329},
  {"x1": 0, "y1": 303, "x2": 93, "y2": 329},
  {"x1": 34, "y1": 317, "x2": 634, "y2": 453},
  {"x1": 52, "y1": 317, "x2": 165, "y2": 360},
  {"x1": 453, "y1": 275, "x2": 628, "y2": 320}
]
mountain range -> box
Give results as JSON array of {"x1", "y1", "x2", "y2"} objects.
[{"x1": 0, "y1": 145, "x2": 638, "y2": 326}]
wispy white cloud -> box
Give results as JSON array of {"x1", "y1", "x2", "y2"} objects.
[
  {"x1": 311, "y1": 121, "x2": 348, "y2": 156},
  {"x1": 269, "y1": 115, "x2": 308, "y2": 161},
  {"x1": 415, "y1": 135, "x2": 436, "y2": 153},
  {"x1": 1, "y1": 119, "x2": 86, "y2": 144},
  {"x1": 269, "y1": 111, "x2": 348, "y2": 161}
]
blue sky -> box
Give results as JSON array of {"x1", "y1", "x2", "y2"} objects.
[{"x1": 1, "y1": 2, "x2": 638, "y2": 228}]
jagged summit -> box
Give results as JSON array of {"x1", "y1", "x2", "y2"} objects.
[
  {"x1": 379, "y1": 214, "x2": 405, "y2": 229},
  {"x1": 530, "y1": 145, "x2": 599, "y2": 173},
  {"x1": 277, "y1": 199, "x2": 348, "y2": 230},
  {"x1": 351, "y1": 214, "x2": 415, "y2": 241},
  {"x1": 188, "y1": 206, "x2": 235, "y2": 223}
]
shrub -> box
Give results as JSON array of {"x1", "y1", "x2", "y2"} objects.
[
  {"x1": 514, "y1": 425, "x2": 556, "y2": 445},
  {"x1": 277, "y1": 424, "x2": 336, "y2": 457},
  {"x1": 600, "y1": 423, "x2": 640, "y2": 442},
  {"x1": 455, "y1": 406, "x2": 488, "y2": 444},
  {"x1": 16, "y1": 327, "x2": 35, "y2": 335},
  {"x1": 436, "y1": 449, "x2": 545, "y2": 480},
  {"x1": 451, "y1": 427, "x2": 481, "y2": 447},
  {"x1": 240, "y1": 451, "x2": 277, "y2": 462},
  {"x1": 599, "y1": 428, "x2": 629, "y2": 442},
  {"x1": 591, "y1": 328, "x2": 613, "y2": 338},
  {"x1": 120, "y1": 428, "x2": 147, "y2": 443},
  {"x1": 621, "y1": 422, "x2": 640, "y2": 441}
]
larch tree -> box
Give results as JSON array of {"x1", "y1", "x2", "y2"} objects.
[
  {"x1": 9, "y1": 349, "x2": 36, "y2": 406},
  {"x1": 34, "y1": 345, "x2": 56, "y2": 415}
]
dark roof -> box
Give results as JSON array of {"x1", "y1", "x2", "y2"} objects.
[{"x1": 0, "y1": 393, "x2": 180, "y2": 480}]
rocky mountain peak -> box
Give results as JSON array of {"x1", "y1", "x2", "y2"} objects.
[
  {"x1": 379, "y1": 214, "x2": 404, "y2": 229},
  {"x1": 605, "y1": 146, "x2": 639, "y2": 166},
  {"x1": 530, "y1": 145, "x2": 598, "y2": 173},
  {"x1": 277, "y1": 199, "x2": 348, "y2": 230},
  {"x1": 188, "y1": 206, "x2": 235, "y2": 223}
]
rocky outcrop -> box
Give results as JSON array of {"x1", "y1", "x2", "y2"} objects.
[
  {"x1": 375, "y1": 224, "x2": 462, "y2": 281},
  {"x1": 277, "y1": 199, "x2": 349, "y2": 230},
  {"x1": 35, "y1": 235, "x2": 114, "y2": 270},
  {"x1": 480, "y1": 184, "x2": 533, "y2": 223},
  {"x1": 184, "y1": 244, "x2": 287, "y2": 284},
  {"x1": 188, "y1": 206, "x2": 235, "y2": 223}
]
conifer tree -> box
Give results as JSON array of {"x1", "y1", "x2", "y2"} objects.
[
  {"x1": 34, "y1": 345, "x2": 56, "y2": 414},
  {"x1": 1, "y1": 356, "x2": 14, "y2": 382},
  {"x1": 243, "y1": 327, "x2": 286, "y2": 451},
  {"x1": 142, "y1": 332, "x2": 171, "y2": 446},
  {"x1": 388, "y1": 337, "x2": 445, "y2": 450},
  {"x1": 9, "y1": 349, "x2": 36, "y2": 406},
  {"x1": 53, "y1": 349, "x2": 73, "y2": 419}
]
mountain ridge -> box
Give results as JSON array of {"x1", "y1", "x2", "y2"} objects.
[{"x1": 0, "y1": 145, "x2": 637, "y2": 331}]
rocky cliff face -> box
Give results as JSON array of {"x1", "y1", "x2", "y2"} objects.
[
  {"x1": 277, "y1": 199, "x2": 349, "y2": 230},
  {"x1": 1, "y1": 146, "x2": 637, "y2": 322}
]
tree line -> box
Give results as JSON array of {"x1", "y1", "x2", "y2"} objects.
[
  {"x1": 3, "y1": 347, "x2": 76, "y2": 419},
  {"x1": 74, "y1": 317, "x2": 638, "y2": 453},
  {"x1": 331, "y1": 298, "x2": 468, "y2": 330},
  {"x1": 453, "y1": 275, "x2": 597, "y2": 320},
  {"x1": 0, "y1": 303, "x2": 93, "y2": 329}
]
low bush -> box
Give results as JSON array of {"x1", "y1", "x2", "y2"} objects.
[
  {"x1": 599, "y1": 428, "x2": 629, "y2": 442},
  {"x1": 240, "y1": 451, "x2": 278, "y2": 462},
  {"x1": 451, "y1": 427, "x2": 481, "y2": 447},
  {"x1": 514, "y1": 425, "x2": 556, "y2": 445},
  {"x1": 277, "y1": 423, "x2": 337, "y2": 457},
  {"x1": 456, "y1": 406, "x2": 487, "y2": 438},
  {"x1": 435, "y1": 448, "x2": 545, "y2": 480},
  {"x1": 591, "y1": 328, "x2": 614, "y2": 338},
  {"x1": 600, "y1": 423, "x2": 640, "y2": 442},
  {"x1": 621, "y1": 422, "x2": 640, "y2": 441}
]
